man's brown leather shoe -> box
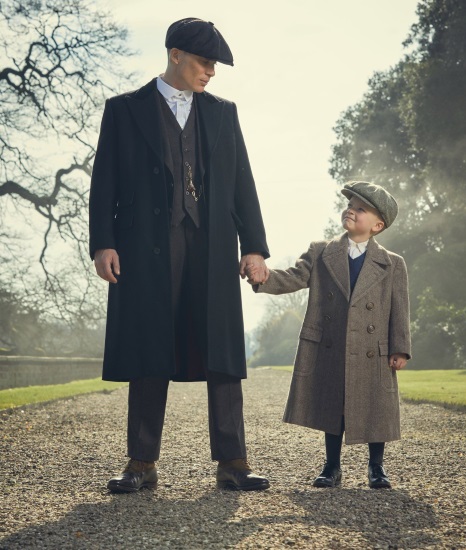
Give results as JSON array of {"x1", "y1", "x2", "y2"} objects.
[
  {"x1": 107, "y1": 459, "x2": 158, "y2": 493},
  {"x1": 216, "y1": 458, "x2": 270, "y2": 491}
]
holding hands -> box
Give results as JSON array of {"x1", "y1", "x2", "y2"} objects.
[{"x1": 240, "y1": 253, "x2": 269, "y2": 285}]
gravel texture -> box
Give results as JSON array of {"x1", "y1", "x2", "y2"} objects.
[{"x1": 1, "y1": 368, "x2": 465, "y2": 549}]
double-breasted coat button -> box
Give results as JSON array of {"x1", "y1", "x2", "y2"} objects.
[
  {"x1": 153, "y1": 167, "x2": 159, "y2": 175},
  {"x1": 327, "y1": 291, "x2": 334, "y2": 300},
  {"x1": 153, "y1": 207, "x2": 160, "y2": 215},
  {"x1": 324, "y1": 315, "x2": 331, "y2": 322},
  {"x1": 153, "y1": 247, "x2": 160, "y2": 255},
  {"x1": 367, "y1": 324, "x2": 375, "y2": 334},
  {"x1": 366, "y1": 302, "x2": 375, "y2": 310},
  {"x1": 366, "y1": 350, "x2": 375, "y2": 358},
  {"x1": 325, "y1": 340, "x2": 333, "y2": 348}
]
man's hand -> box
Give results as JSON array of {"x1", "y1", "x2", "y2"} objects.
[
  {"x1": 94, "y1": 249, "x2": 120, "y2": 284},
  {"x1": 239, "y1": 253, "x2": 269, "y2": 285},
  {"x1": 389, "y1": 353, "x2": 408, "y2": 371}
]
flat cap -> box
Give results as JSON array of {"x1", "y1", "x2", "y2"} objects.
[
  {"x1": 165, "y1": 18, "x2": 234, "y2": 66},
  {"x1": 341, "y1": 181, "x2": 399, "y2": 228}
]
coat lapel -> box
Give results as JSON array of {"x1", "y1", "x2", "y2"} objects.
[
  {"x1": 322, "y1": 234, "x2": 351, "y2": 302},
  {"x1": 125, "y1": 78, "x2": 173, "y2": 176},
  {"x1": 195, "y1": 92, "x2": 225, "y2": 179},
  {"x1": 349, "y1": 237, "x2": 392, "y2": 305}
]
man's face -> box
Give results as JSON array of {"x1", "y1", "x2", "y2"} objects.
[
  {"x1": 171, "y1": 50, "x2": 216, "y2": 92},
  {"x1": 341, "y1": 196, "x2": 384, "y2": 240}
]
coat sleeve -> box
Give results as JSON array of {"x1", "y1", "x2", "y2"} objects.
[
  {"x1": 89, "y1": 99, "x2": 118, "y2": 260},
  {"x1": 255, "y1": 244, "x2": 315, "y2": 295},
  {"x1": 389, "y1": 256, "x2": 412, "y2": 359},
  {"x1": 231, "y1": 103, "x2": 270, "y2": 259}
]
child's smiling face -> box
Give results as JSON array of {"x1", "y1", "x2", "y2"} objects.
[{"x1": 341, "y1": 196, "x2": 385, "y2": 241}]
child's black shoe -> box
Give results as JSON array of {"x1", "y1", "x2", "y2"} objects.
[
  {"x1": 368, "y1": 462, "x2": 391, "y2": 489},
  {"x1": 312, "y1": 462, "x2": 342, "y2": 488}
]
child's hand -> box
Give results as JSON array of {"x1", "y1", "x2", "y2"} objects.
[
  {"x1": 389, "y1": 353, "x2": 408, "y2": 371},
  {"x1": 239, "y1": 254, "x2": 269, "y2": 285}
]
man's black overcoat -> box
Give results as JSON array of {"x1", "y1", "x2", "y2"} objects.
[{"x1": 89, "y1": 78, "x2": 269, "y2": 381}]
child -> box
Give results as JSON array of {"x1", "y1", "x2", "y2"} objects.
[{"x1": 253, "y1": 181, "x2": 411, "y2": 489}]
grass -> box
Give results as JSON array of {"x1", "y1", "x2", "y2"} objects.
[
  {"x1": 2, "y1": 369, "x2": 465, "y2": 411},
  {"x1": 268, "y1": 367, "x2": 466, "y2": 409},
  {"x1": 0, "y1": 378, "x2": 127, "y2": 411}
]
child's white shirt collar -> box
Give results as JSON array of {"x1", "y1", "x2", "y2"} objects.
[{"x1": 348, "y1": 237, "x2": 369, "y2": 259}]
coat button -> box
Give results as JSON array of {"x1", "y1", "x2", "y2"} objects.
[
  {"x1": 366, "y1": 302, "x2": 375, "y2": 310},
  {"x1": 153, "y1": 207, "x2": 160, "y2": 215},
  {"x1": 325, "y1": 340, "x2": 333, "y2": 348},
  {"x1": 327, "y1": 292, "x2": 334, "y2": 300},
  {"x1": 366, "y1": 350, "x2": 375, "y2": 358},
  {"x1": 367, "y1": 324, "x2": 375, "y2": 334},
  {"x1": 153, "y1": 167, "x2": 159, "y2": 175},
  {"x1": 324, "y1": 315, "x2": 331, "y2": 322},
  {"x1": 153, "y1": 247, "x2": 160, "y2": 255}
]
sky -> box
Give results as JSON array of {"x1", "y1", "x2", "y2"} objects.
[{"x1": 104, "y1": 0, "x2": 420, "y2": 331}]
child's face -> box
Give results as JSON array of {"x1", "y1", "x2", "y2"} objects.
[{"x1": 341, "y1": 196, "x2": 384, "y2": 241}]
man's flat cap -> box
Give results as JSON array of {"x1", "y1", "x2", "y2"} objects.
[
  {"x1": 341, "y1": 181, "x2": 399, "y2": 228},
  {"x1": 165, "y1": 18, "x2": 234, "y2": 66}
]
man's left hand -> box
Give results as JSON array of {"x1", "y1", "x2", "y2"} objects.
[{"x1": 239, "y1": 254, "x2": 269, "y2": 285}]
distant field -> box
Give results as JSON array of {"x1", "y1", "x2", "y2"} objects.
[
  {"x1": 0, "y1": 378, "x2": 127, "y2": 410},
  {"x1": 270, "y1": 367, "x2": 466, "y2": 409},
  {"x1": 2, "y1": 370, "x2": 465, "y2": 411}
]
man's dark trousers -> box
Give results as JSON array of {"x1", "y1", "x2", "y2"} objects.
[{"x1": 127, "y1": 216, "x2": 247, "y2": 462}]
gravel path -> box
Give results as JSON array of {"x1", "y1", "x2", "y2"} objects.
[{"x1": 1, "y1": 368, "x2": 465, "y2": 549}]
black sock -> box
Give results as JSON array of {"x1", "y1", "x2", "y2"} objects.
[
  {"x1": 368, "y1": 442, "x2": 385, "y2": 465},
  {"x1": 325, "y1": 432, "x2": 343, "y2": 467}
]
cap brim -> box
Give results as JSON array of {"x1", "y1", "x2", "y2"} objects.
[{"x1": 341, "y1": 188, "x2": 377, "y2": 210}]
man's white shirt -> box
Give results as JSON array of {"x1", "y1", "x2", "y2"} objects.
[{"x1": 157, "y1": 77, "x2": 193, "y2": 129}]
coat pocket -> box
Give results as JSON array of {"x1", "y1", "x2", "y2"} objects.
[
  {"x1": 293, "y1": 325, "x2": 323, "y2": 376},
  {"x1": 378, "y1": 340, "x2": 397, "y2": 392},
  {"x1": 299, "y1": 325, "x2": 323, "y2": 342},
  {"x1": 115, "y1": 190, "x2": 135, "y2": 229},
  {"x1": 115, "y1": 207, "x2": 134, "y2": 229}
]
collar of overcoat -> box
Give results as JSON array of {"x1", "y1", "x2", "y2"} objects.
[
  {"x1": 124, "y1": 77, "x2": 225, "y2": 180},
  {"x1": 322, "y1": 233, "x2": 392, "y2": 304}
]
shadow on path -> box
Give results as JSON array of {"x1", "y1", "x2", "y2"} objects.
[
  {"x1": 286, "y1": 487, "x2": 439, "y2": 547},
  {"x1": 0, "y1": 486, "x2": 438, "y2": 549}
]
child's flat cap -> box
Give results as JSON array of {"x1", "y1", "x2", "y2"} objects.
[{"x1": 341, "y1": 181, "x2": 398, "y2": 228}]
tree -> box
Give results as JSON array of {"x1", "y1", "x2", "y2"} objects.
[
  {"x1": 328, "y1": 0, "x2": 466, "y2": 368},
  {"x1": 0, "y1": 0, "x2": 132, "y2": 323},
  {"x1": 248, "y1": 310, "x2": 303, "y2": 368}
]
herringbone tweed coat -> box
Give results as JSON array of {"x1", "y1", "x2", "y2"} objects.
[{"x1": 256, "y1": 233, "x2": 411, "y2": 444}]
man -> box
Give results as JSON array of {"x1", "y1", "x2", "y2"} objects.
[{"x1": 89, "y1": 18, "x2": 270, "y2": 493}]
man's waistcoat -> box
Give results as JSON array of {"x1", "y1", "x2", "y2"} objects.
[{"x1": 158, "y1": 92, "x2": 203, "y2": 228}]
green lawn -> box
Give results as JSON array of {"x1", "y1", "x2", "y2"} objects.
[
  {"x1": 0, "y1": 378, "x2": 127, "y2": 410},
  {"x1": 270, "y1": 367, "x2": 466, "y2": 409},
  {"x1": 2, "y1": 370, "x2": 465, "y2": 411}
]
